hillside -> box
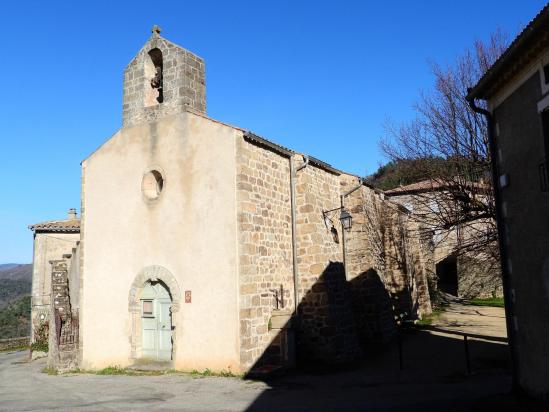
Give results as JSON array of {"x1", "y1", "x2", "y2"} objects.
[
  {"x1": 366, "y1": 157, "x2": 472, "y2": 191},
  {"x1": 0, "y1": 295, "x2": 31, "y2": 338},
  {"x1": 0, "y1": 264, "x2": 32, "y2": 309},
  {"x1": 0, "y1": 264, "x2": 32, "y2": 339}
]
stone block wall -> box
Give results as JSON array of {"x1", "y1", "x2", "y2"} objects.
[
  {"x1": 342, "y1": 183, "x2": 431, "y2": 344},
  {"x1": 457, "y1": 254, "x2": 502, "y2": 298},
  {"x1": 293, "y1": 161, "x2": 362, "y2": 365},
  {"x1": 344, "y1": 186, "x2": 398, "y2": 343},
  {"x1": 0, "y1": 337, "x2": 29, "y2": 351},
  {"x1": 123, "y1": 34, "x2": 206, "y2": 127},
  {"x1": 236, "y1": 137, "x2": 295, "y2": 370},
  {"x1": 48, "y1": 259, "x2": 79, "y2": 372},
  {"x1": 382, "y1": 206, "x2": 432, "y2": 319},
  {"x1": 236, "y1": 142, "x2": 434, "y2": 371}
]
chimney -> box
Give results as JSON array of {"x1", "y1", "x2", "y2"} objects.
[{"x1": 68, "y1": 208, "x2": 78, "y2": 220}]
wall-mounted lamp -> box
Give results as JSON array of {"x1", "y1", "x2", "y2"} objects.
[
  {"x1": 323, "y1": 207, "x2": 353, "y2": 232},
  {"x1": 339, "y1": 208, "x2": 352, "y2": 231}
]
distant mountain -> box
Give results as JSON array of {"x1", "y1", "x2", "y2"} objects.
[{"x1": 0, "y1": 264, "x2": 32, "y2": 282}]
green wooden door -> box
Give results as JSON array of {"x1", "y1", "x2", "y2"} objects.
[{"x1": 141, "y1": 281, "x2": 172, "y2": 360}]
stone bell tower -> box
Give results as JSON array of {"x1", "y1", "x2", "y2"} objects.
[{"x1": 122, "y1": 25, "x2": 206, "y2": 127}]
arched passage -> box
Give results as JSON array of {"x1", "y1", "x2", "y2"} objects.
[
  {"x1": 436, "y1": 255, "x2": 458, "y2": 296},
  {"x1": 128, "y1": 265, "x2": 181, "y2": 361}
]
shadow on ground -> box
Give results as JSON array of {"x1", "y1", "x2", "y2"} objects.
[{"x1": 242, "y1": 328, "x2": 542, "y2": 411}]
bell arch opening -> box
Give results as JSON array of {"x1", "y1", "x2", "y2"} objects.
[
  {"x1": 144, "y1": 48, "x2": 164, "y2": 106},
  {"x1": 128, "y1": 265, "x2": 181, "y2": 361}
]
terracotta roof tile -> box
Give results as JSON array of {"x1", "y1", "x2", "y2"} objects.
[
  {"x1": 29, "y1": 219, "x2": 81, "y2": 233},
  {"x1": 385, "y1": 180, "x2": 444, "y2": 195},
  {"x1": 385, "y1": 179, "x2": 489, "y2": 196}
]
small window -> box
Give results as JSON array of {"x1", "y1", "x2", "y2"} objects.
[
  {"x1": 142, "y1": 170, "x2": 164, "y2": 199},
  {"x1": 142, "y1": 300, "x2": 154, "y2": 317}
]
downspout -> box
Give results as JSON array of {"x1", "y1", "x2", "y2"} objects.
[
  {"x1": 341, "y1": 177, "x2": 364, "y2": 279},
  {"x1": 290, "y1": 154, "x2": 309, "y2": 314},
  {"x1": 467, "y1": 94, "x2": 520, "y2": 393},
  {"x1": 30, "y1": 230, "x2": 36, "y2": 344}
]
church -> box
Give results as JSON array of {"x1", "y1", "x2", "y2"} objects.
[{"x1": 30, "y1": 27, "x2": 432, "y2": 373}]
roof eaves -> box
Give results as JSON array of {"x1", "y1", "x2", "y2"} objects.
[
  {"x1": 307, "y1": 156, "x2": 341, "y2": 176},
  {"x1": 243, "y1": 131, "x2": 294, "y2": 158},
  {"x1": 468, "y1": 4, "x2": 549, "y2": 100},
  {"x1": 32, "y1": 227, "x2": 81, "y2": 233},
  {"x1": 28, "y1": 219, "x2": 81, "y2": 233},
  {"x1": 385, "y1": 187, "x2": 444, "y2": 196}
]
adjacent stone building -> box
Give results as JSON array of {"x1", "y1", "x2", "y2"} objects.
[
  {"x1": 386, "y1": 180, "x2": 502, "y2": 299},
  {"x1": 467, "y1": 4, "x2": 549, "y2": 400},
  {"x1": 30, "y1": 27, "x2": 432, "y2": 373},
  {"x1": 28, "y1": 209, "x2": 80, "y2": 344}
]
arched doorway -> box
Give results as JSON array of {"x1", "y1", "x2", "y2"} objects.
[
  {"x1": 141, "y1": 280, "x2": 172, "y2": 360},
  {"x1": 128, "y1": 265, "x2": 181, "y2": 362},
  {"x1": 436, "y1": 255, "x2": 458, "y2": 296}
]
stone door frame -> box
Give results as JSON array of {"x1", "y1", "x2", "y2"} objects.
[{"x1": 128, "y1": 265, "x2": 181, "y2": 361}]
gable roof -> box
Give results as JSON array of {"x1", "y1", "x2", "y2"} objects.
[
  {"x1": 467, "y1": 4, "x2": 549, "y2": 100},
  {"x1": 384, "y1": 180, "x2": 445, "y2": 196},
  {"x1": 29, "y1": 219, "x2": 80, "y2": 233},
  {"x1": 385, "y1": 179, "x2": 490, "y2": 196}
]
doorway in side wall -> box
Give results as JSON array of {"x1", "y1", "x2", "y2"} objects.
[
  {"x1": 141, "y1": 280, "x2": 172, "y2": 361},
  {"x1": 436, "y1": 255, "x2": 459, "y2": 296}
]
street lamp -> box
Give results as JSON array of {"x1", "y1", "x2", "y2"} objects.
[{"x1": 339, "y1": 208, "x2": 352, "y2": 231}]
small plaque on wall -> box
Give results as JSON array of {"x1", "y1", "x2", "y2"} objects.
[{"x1": 185, "y1": 290, "x2": 192, "y2": 303}]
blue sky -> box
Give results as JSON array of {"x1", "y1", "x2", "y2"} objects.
[{"x1": 1, "y1": 0, "x2": 546, "y2": 263}]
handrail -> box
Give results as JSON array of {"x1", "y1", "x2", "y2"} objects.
[{"x1": 418, "y1": 325, "x2": 508, "y2": 343}]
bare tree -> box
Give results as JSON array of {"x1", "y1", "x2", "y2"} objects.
[{"x1": 380, "y1": 31, "x2": 509, "y2": 261}]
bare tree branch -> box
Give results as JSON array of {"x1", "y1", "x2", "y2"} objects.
[{"x1": 378, "y1": 31, "x2": 509, "y2": 262}]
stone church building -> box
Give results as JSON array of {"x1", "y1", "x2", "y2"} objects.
[{"x1": 30, "y1": 27, "x2": 432, "y2": 373}]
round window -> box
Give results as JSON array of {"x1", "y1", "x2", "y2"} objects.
[{"x1": 142, "y1": 170, "x2": 164, "y2": 199}]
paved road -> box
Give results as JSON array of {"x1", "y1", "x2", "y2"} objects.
[
  {"x1": 0, "y1": 351, "x2": 265, "y2": 411},
  {"x1": 433, "y1": 303, "x2": 507, "y2": 339},
  {"x1": 0, "y1": 303, "x2": 528, "y2": 412}
]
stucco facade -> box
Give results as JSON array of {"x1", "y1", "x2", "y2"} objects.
[
  {"x1": 467, "y1": 4, "x2": 549, "y2": 399},
  {"x1": 80, "y1": 111, "x2": 241, "y2": 371}
]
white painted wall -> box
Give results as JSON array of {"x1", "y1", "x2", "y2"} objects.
[{"x1": 80, "y1": 111, "x2": 241, "y2": 371}]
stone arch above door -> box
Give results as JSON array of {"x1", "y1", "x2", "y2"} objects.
[{"x1": 128, "y1": 265, "x2": 181, "y2": 360}]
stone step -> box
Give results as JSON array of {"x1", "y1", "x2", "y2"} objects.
[{"x1": 127, "y1": 359, "x2": 173, "y2": 371}]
